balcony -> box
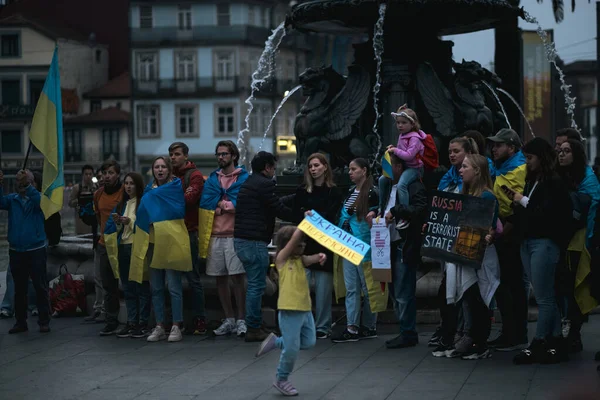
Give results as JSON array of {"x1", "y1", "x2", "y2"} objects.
[{"x1": 131, "y1": 25, "x2": 271, "y2": 47}]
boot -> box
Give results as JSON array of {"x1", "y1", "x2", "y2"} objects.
[
  {"x1": 513, "y1": 338, "x2": 545, "y2": 365},
  {"x1": 541, "y1": 336, "x2": 569, "y2": 364},
  {"x1": 245, "y1": 326, "x2": 269, "y2": 343}
]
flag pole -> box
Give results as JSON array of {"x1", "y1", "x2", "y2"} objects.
[{"x1": 23, "y1": 141, "x2": 33, "y2": 170}]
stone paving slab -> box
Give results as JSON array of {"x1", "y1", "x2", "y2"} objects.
[{"x1": 0, "y1": 316, "x2": 599, "y2": 400}]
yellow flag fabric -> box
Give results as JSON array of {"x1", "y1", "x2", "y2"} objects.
[
  {"x1": 333, "y1": 254, "x2": 388, "y2": 314},
  {"x1": 494, "y1": 164, "x2": 526, "y2": 218},
  {"x1": 569, "y1": 229, "x2": 598, "y2": 315},
  {"x1": 198, "y1": 209, "x2": 215, "y2": 259}
]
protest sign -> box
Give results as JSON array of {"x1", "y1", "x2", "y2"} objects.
[
  {"x1": 370, "y1": 218, "x2": 391, "y2": 282},
  {"x1": 298, "y1": 211, "x2": 370, "y2": 266},
  {"x1": 421, "y1": 190, "x2": 495, "y2": 268}
]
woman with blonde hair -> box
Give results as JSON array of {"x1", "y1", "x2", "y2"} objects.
[{"x1": 281, "y1": 153, "x2": 342, "y2": 339}]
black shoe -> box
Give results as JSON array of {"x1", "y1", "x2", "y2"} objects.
[
  {"x1": 386, "y1": 334, "x2": 418, "y2": 349},
  {"x1": 131, "y1": 325, "x2": 149, "y2": 338},
  {"x1": 431, "y1": 341, "x2": 455, "y2": 358},
  {"x1": 39, "y1": 325, "x2": 51, "y2": 333},
  {"x1": 489, "y1": 333, "x2": 528, "y2": 352},
  {"x1": 513, "y1": 338, "x2": 545, "y2": 365},
  {"x1": 461, "y1": 344, "x2": 492, "y2": 360},
  {"x1": 245, "y1": 327, "x2": 269, "y2": 343},
  {"x1": 428, "y1": 327, "x2": 443, "y2": 347},
  {"x1": 83, "y1": 311, "x2": 101, "y2": 323},
  {"x1": 358, "y1": 326, "x2": 377, "y2": 340},
  {"x1": 316, "y1": 331, "x2": 330, "y2": 339},
  {"x1": 8, "y1": 324, "x2": 28, "y2": 334},
  {"x1": 541, "y1": 337, "x2": 568, "y2": 364},
  {"x1": 331, "y1": 329, "x2": 359, "y2": 343},
  {"x1": 99, "y1": 323, "x2": 119, "y2": 336},
  {"x1": 116, "y1": 324, "x2": 136, "y2": 338}
]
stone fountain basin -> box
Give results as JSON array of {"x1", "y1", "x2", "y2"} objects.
[{"x1": 287, "y1": 0, "x2": 524, "y2": 36}]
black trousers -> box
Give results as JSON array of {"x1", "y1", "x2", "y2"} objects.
[{"x1": 10, "y1": 248, "x2": 50, "y2": 326}]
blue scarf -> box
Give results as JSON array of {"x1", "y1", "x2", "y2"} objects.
[
  {"x1": 438, "y1": 166, "x2": 462, "y2": 192},
  {"x1": 199, "y1": 167, "x2": 249, "y2": 210}
]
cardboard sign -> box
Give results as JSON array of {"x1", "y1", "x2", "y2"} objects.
[
  {"x1": 370, "y1": 219, "x2": 392, "y2": 282},
  {"x1": 298, "y1": 211, "x2": 370, "y2": 266},
  {"x1": 421, "y1": 190, "x2": 495, "y2": 268}
]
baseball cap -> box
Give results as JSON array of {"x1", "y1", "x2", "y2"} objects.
[{"x1": 487, "y1": 128, "x2": 522, "y2": 148}]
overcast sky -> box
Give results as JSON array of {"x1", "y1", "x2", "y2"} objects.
[{"x1": 445, "y1": 0, "x2": 597, "y2": 68}]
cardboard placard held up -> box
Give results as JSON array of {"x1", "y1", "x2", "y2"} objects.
[{"x1": 370, "y1": 219, "x2": 391, "y2": 282}]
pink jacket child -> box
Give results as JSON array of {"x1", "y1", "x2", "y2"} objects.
[{"x1": 393, "y1": 130, "x2": 427, "y2": 169}]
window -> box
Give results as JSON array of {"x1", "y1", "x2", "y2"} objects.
[
  {"x1": 250, "y1": 104, "x2": 272, "y2": 137},
  {"x1": 248, "y1": 6, "x2": 255, "y2": 26},
  {"x1": 176, "y1": 105, "x2": 197, "y2": 137},
  {"x1": 64, "y1": 129, "x2": 82, "y2": 162},
  {"x1": 178, "y1": 5, "x2": 192, "y2": 31},
  {"x1": 29, "y1": 79, "x2": 44, "y2": 105},
  {"x1": 137, "y1": 105, "x2": 160, "y2": 138},
  {"x1": 102, "y1": 128, "x2": 120, "y2": 160},
  {"x1": 216, "y1": 52, "x2": 234, "y2": 82},
  {"x1": 95, "y1": 49, "x2": 101, "y2": 63},
  {"x1": 217, "y1": 3, "x2": 230, "y2": 26},
  {"x1": 0, "y1": 34, "x2": 19, "y2": 57},
  {"x1": 140, "y1": 5, "x2": 153, "y2": 29},
  {"x1": 1, "y1": 129, "x2": 22, "y2": 153},
  {"x1": 1, "y1": 80, "x2": 20, "y2": 104},
  {"x1": 176, "y1": 51, "x2": 196, "y2": 81},
  {"x1": 90, "y1": 100, "x2": 102, "y2": 112},
  {"x1": 215, "y1": 105, "x2": 235, "y2": 136},
  {"x1": 137, "y1": 52, "x2": 157, "y2": 81}
]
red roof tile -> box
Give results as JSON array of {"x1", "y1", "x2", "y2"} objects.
[
  {"x1": 84, "y1": 72, "x2": 131, "y2": 99},
  {"x1": 64, "y1": 107, "x2": 130, "y2": 125}
]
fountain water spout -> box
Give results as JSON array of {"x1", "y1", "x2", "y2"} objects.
[
  {"x1": 259, "y1": 85, "x2": 302, "y2": 149},
  {"x1": 497, "y1": 88, "x2": 535, "y2": 139},
  {"x1": 371, "y1": 3, "x2": 387, "y2": 164},
  {"x1": 481, "y1": 81, "x2": 511, "y2": 130}
]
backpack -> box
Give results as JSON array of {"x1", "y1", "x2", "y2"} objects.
[
  {"x1": 45, "y1": 212, "x2": 62, "y2": 246},
  {"x1": 417, "y1": 134, "x2": 439, "y2": 171},
  {"x1": 78, "y1": 192, "x2": 96, "y2": 227}
]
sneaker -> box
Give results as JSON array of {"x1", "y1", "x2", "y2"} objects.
[
  {"x1": 0, "y1": 309, "x2": 12, "y2": 319},
  {"x1": 256, "y1": 332, "x2": 278, "y2": 357},
  {"x1": 513, "y1": 338, "x2": 545, "y2": 365},
  {"x1": 116, "y1": 324, "x2": 136, "y2": 338},
  {"x1": 386, "y1": 334, "x2": 418, "y2": 349},
  {"x1": 168, "y1": 325, "x2": 183, "y2": 342},
  {"x1": 432, "y1": 341, "x2": 455, "y2": 358},
  {"x1": 245, "y1": 326, "x2": 269, "y2": 342},
  {"x1": 147, "y1": 325, "x2": 167, "y2": 342},
  {"x1": 8, "y1": 324, "x2": 28, "y2": 334},
  {"x1": 236, "y1": 320, "x2": 247, "y2": 337},
  {"x1": 454, "y1": 335, "x2": 474, "y2": 354},
  {"x1": 83, "y1": 311, "x2": 100, "y2": 323},
  {"x1": 31, "y1": 308, "x2": 39, "y2": 317},
  {"x1": 331, "y1": 329, "x2": 359, "y2": 343},
  {"x1": 428, "y1": 327, "x2": 443, "y2": 347},
  {"x1": 488, "y1": 333, "x2": 528, "y2": 352},
  {"x1": 461, "y1": 344, "x2": 492, "y2": 360},
  {"x1": 358, "y1": 326, "x2": 377, "y2": 340},
  {"x1": 396, "y1": 219, "x2": 410, "y2": 230},
  {"x1": 99, "y1": 323, "x2": 119, "y2": 336},
  {"x1": 213, "y1": 318, "x2": 236, "y2": 336},
  {"x1": 39, "y1": 325, "x2": 51, "y2": 333},
  {"x1": 130, "y1": 325, "x2": 149, "y2": 339},
  {"x1": 193, "y1": 318, "x2": 207, "y2": 335},
  {"x1": 316, "y1": 331, "x2": 331, "y2": 339},
  {"x1": 273, "y1": 380, "x2": 298, "y2": 396}
]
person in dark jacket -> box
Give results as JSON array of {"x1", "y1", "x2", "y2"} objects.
[
  {"x1": 383, "y1": 154, "x2": 427, "y2": 349},
  {"x1": 234, "y1": 151, "x2": 292, "y2": 342},
  {"x1": 281, "y1": 153, "x2": 342, "y2": 339},
  {"x1": 504, "y1": 138, "x2": 572, "y2": 365}
]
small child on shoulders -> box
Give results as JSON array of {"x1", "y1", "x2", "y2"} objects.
[{"x1": 255, "y1": 222, "x2": 326, "y2": 397}]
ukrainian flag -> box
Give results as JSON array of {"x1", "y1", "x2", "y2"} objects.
[
  {"x1": 130, "y1": 178, "x2": 191, "y2": 284},
  {"x1": 381, "y1": 152, "x2": 393, "y2": 179},
  {"x1": 104, "y1": 204, "x2": 123, "y2": 280},
  {"x1": 29, "y1": 47, "x2": 64, "y2": 219}
]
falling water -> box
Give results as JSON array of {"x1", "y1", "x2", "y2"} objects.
[
  {"x1": 371, "y1": 3, "x2": 386, "y2": 161},
  {"x1": 260, "y1": 85, "x2": 302, "y2": 149},
  {"x1": 497, "y1": 88, "x2": 535, "y2": 138},
  {"x1": 481, "y1": 81, "x2": 511, "y2": 129},
  {"x1": 238, "y1": 22, "x2": 287, "y2": 164},
  {"x1": 521, "y1": 10, "x2": 582, "y2": 139}
]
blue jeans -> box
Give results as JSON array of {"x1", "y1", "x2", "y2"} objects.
[
  {"x1": 520, "y1": 239, "x2": 561, "y2": 339},
  {"x1": 275, "y1": 311, "x2": 316, "y2": 381},
  {"x1": 9, "y1": 248, "x2": 50, "y2": 326},
  {"x1": 397, "y1": 167, "x2": 420, "y2": 208},
  {"x1": 184, "y1": 231, "x2": 206, "y2": 320},
  {"x1": 1, "y1": 268, "x2": 37, "y2": 314},
  {"x1": 342, "y1": 258, "x2": 377, "y2": 330},
  {"x1": 390, "y1": 244, "x2": 417, "y2": 339},
  {"x1": 305, "y1": 269, "x2": 333, "y2": 334},
  {"x1": 118, "y1": 244, "x2": 151, "y2": 325},
  {"x1": 235, "y1": 238, "x2": 269, "y2": 329}
]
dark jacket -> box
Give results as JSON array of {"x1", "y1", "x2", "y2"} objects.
[
  {"x1": 173, "y1": 161, "x2": 205, "y2": 232},
  {"x1": 514, "y1": 176, "x2": 573, "y2": 248},
  {"x1": 283, "y1": 184, "x2": 343, "y2": 272},
  {"x1": 234, "y1": 173, "x2": 292, "y2": 243},
  {"x1": 389, "y1": 180, "x2": 427, "y2": 266}
]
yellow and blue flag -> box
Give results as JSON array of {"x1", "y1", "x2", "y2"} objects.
[
  {"x1": 381, "y1": 152, "x2": 393, "y2": 179},
  {"x1": 130, "y1": 178, "x2": 191, "y2": 283},
  {"x1": 104, "y1": 204, "x2": 124, "y2": 280},
  {"x1": 29, "y1": 47, "x2": 64, "y2": 219}
]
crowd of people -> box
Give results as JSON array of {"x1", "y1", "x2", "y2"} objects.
[{"x1": 1, "y1": 105, "x2": 600, "y2": 396}]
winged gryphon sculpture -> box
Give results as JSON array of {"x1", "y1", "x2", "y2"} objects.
[{"x1": 283, "y1": 64, "x2": 372, "y2": 174}]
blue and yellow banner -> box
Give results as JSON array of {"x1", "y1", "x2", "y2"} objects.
[
  {"x1": 381, "y1": 152, "x2": 393, "y2": 179},
  {"x1": 29, "y1": 47, "x2": 64, "y2": 219},
  {"x1": 298, "y1": 211, "x2": 370, "y2": 266},
  {"x1": 104, "y1": 209, "x2": 121, "y2": 279},
  {"x1": 130, "y1": 178, "x2": 191, "y2": 283}
]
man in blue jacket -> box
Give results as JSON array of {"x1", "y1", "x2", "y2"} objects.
[{"x1": 0, "y1": 169, "x2": 50, "y2": 333}]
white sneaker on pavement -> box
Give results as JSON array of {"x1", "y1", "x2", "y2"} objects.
[
  {"x1": 213, "y1": 318, "x2": 236, "y2": 336},
  {"x1": 147, "y1": 325, "x2": 167, "y2": 342},
  {"x1": 168, "y1": 325, "x2": 183, "y2": 342},
  {"x1": 236, "y1": 320, "x2": 247, "y2": 337}
]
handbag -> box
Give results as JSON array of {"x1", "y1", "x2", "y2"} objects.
[{"x1": 49, "y1": 264, "x2": 86, "y2": 317}]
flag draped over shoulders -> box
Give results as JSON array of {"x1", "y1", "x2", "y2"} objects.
[
  {"x1": 579, "y1": 166, "x2": 600, "y2": 247},
  {"x1": 29, "y1": 48, "x2": 64, "y2": 219},
  {"x1": 197, "y1": 167, "x2": 248, "y2": 258},
  {"x1": 494, "y1": 152, "x2": 526, "y2": 218},
  {"x1": 130, "y1": 178, "x2": 191, "y2": 283},
  {"x1": 104, "y1": 205, "x2": 121, "y2": 279}
]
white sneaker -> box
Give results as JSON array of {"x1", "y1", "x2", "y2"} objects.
[
  {"x1": 147, "y1": 325, "x2": 167, "y2": 342},
  {"x1": 213, "y1": 319, "x2": 236, "y2": 336},
  {"x1": 168, "y1": 325, "x2": 183, "y2": 342},
  {"x1": 236, "y1": 320, "x2": 247, "y2": 337}
]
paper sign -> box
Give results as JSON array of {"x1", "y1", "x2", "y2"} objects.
[
  {"x1": 298, "y1": 211, "x2": 370, "y2": 266},
  {"x1": 370, "y1": 219, "x2": 392, "y2": 282},
  {"x1": 421, "y1": 190, "x2": 495, "y2": 268}
]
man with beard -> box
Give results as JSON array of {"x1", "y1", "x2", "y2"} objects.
[
  {"x1": 169, "y1": 142, "x2": 208, "y2": 335},
  {"x1": 486, "y1": 129, "x2": 528, "y2": 351},
  {"x1": 198, "y1": 141, "x2": 249, "y2": 337},
  {"x1": 93, "y1": 160, "x2": 125, "y2": 335}
]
